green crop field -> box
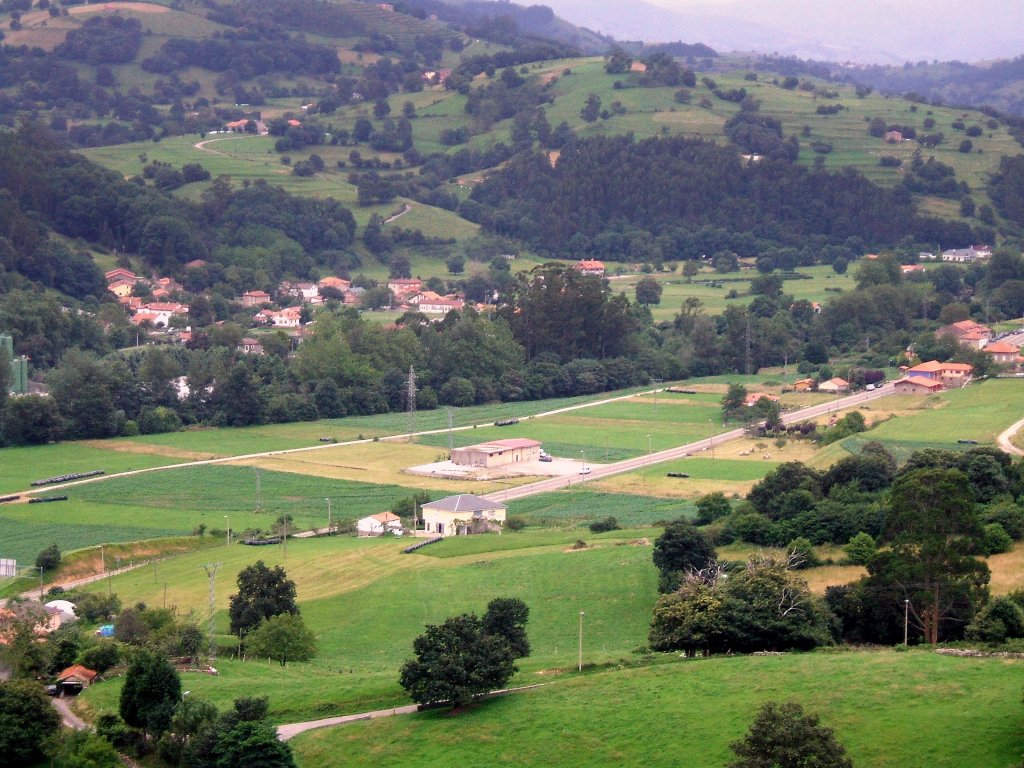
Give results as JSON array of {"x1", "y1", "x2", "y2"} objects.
[
  {"x1": 291, "y1": 649, "x2": 1024, "y2": 768},
  {"x1": 506, "y1": 489, "x2": 695, "y2": 528}
]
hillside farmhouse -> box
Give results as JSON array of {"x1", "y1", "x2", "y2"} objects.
[
  {"x1": 893, "y1": 377, "x2": 945, "y2": 394},
  {"x1": 356, "y1": 512, "x2": 403, "y2": 537},
  {"x1": 905, "y1": 360, "x2": 973, "y2": 387},
  {"x1": 817, "y1": 377, "x2": 850, "y2": 393},
  {"x1": 420, "y1": 494, "x2": 507, "y2": 536}
]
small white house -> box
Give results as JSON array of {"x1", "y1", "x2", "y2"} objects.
[{"x1": 356, "y1": 512, "x2": 403, "y2": 537}]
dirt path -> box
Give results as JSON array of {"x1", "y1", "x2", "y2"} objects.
[
  {"x1": 384, "y1": 203, "x2": 412, "y2": 224},
  {"x1": 997, "y1": 416, "x2": 1024, "y2": 456},
  {"x1": 52, "y1": 696, "x2": 88, "y2": 730},
  {"x1": 193, "y1": 136, "x2": 242, "y2": 157},
  {"x1": 276, "y1": 684, "x2": 546, "y2": 741}
]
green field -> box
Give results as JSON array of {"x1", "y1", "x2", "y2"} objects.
[
  {"x1": 77, "y1": 530, "x2": 660, "y2": 722},
  {"x1": 612, "y1": 263, "x2": 856, "y2": 320},
  {"x1": 291, "y1": 649, "x2": 1024, "y2": 768}
]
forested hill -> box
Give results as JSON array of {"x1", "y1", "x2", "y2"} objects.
[{"x1": 469, "y1": 135, "x2": 987, "y2": 261}]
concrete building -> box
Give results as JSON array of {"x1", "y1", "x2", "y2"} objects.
[
  {"x1": 356, "y1": 512, "x2": 403, "y2": 536},
  {"x1": 420, "y1": 494, "x2": 506, "y2": 536},
  {"x1": 451, "y1": 438, "x2": 542, "y2": 468}
]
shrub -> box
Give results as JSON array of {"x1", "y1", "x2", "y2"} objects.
[
  {"x1": 786, "y1": 537, "x2": 819, "y2": 569},
  {"x1": 965, "y1": 597, "x2": 1024, "y2": 642},
  {"x1": 843, "y1": 532, "x2": 877, "y2": 565},
  {"x1": 505, "y1": 517, "x2": 527, "y2": 532},
  {"x1": 35, "y1": 543, "x2": 61, "y2": 572},
  {"x1": 982, "y1": 523, "x2": 1013, "y2": 555},
  {"x1": 588, "y1": 516, "x2": 620, "y2": 533}
]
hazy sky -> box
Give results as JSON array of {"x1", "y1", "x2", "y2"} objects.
[{"x1": 544, "y1": 0, "x2": 1024, "y2": 63}]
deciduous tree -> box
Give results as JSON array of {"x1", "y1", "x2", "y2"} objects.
[
  {"x1": 728, "y1": 701, "x2": 853, "y2": 768},
  {"x1": 229, "y1": 561, "x2": 299, "y2": 637}
]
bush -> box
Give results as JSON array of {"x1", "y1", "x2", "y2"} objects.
[
  {"x1": 80, "y1": 641, "x2": 120, "y2": 673},
  {"x1": 35, "y1": 543, "x2": 61, "y2": 572},
  {"x1": 786, "y1": 537, "x2": 819, "y2": 569},
  {"x1": 588, "y1": 516, "x2": 620, "y2": 533},
  {"x1": 982, "y1": 523, "x2": 1013, "y2": 555},
  {"x1": 965, "y1": 596, "x2": 1024, "y2": 643},
  {"x1": 982, "y1": 501, "x2": 1024, "y2": 539},
  {"x1": 843, "y1": 532, "x2": 877, "y2": 565},
  {"x1": 695, "y1": 492, "x2": 731, "y2": 525},
  {"x1": 505, "y1": 517, "x2": 527, "y2": 532}
]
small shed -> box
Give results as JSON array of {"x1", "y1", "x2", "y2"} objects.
[
  {"x1": 56, "y1": 664, "x2": 98, "y2": 695},
  {"x1": 817, "y1": 377, "x2": 850, "y2": 393},
  {"x1": 356, "y1": 512, "x2": 403, "y2": 537}
]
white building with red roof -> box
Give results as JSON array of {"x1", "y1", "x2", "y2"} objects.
[{"x1": 574, "y1": 259, "x2": 606, "y2": 276}]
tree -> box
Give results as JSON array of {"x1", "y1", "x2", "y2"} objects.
[
  {"x1": 721, "y1": 382, "x2": 748, "y2": 421},
  {"x1": 635, "y1": 276, "x2": 663, "y2": 305},
  {"x1": 46, "y1": 731, "x2": 121, "y2": 768},
  {"x1": 0, "y1": 680, "x2": 61, "y2": 766},
  {"x1": 481, "y1": 597, "x2": 531, "y2": 659},
  {"x1": 695, "y1": 492, "x2": 732, "y2": 525},
  {"x1": 399, "y1": 613, "x2": 516, "y2": 709},
  {"x1": 35, "y1": 542, "x2": 61, "y2": 572},
  {"x1": 245, "y1": 613, "x2": 316, "y2": 666},
  {"x1": 728, "y1": 701, "x2": 853, "y2": 768},
  {"x1": 0, "y1": 393, "x2": 64, "y2": 446},
  {"x1": 229, "y1": 561, "x2": 299, "y2": 637},
  {"x1": 652, "y1": 519, "x2": 717, "y2": 592},
  {"x1": 581, "y1": 93, "x2": 601, "y2": 122},
  {"x1": 843, "y1": 532, "x2": 877, "y2": 565},
  {"x1": 119, "y1": 650, "x2": 181, "y2": 737},
  {"x1": 217, "y1": 719, "x2": 297, "y2": 768},
  {"x1": 880, "y1": 468, "x2": 989, "y2": 644}
]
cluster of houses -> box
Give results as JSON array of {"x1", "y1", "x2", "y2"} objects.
[
  {"x1": 937, "y1": 319, "x2": 1023, "y2": 366},
  {"x1": 105, "y1": 268, "x2": 191, "y2": 329}
]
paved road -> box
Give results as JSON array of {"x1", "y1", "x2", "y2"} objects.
[{"x1": 482, "y1": 384, "x2": 896, "y2": 504}]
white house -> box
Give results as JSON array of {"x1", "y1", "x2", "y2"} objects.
[
  {"x1": 356, "y1": 512, "x2": 403, "y2": 536},
  {"x1": 420, "y1": 494, "x2": 506, "y2": 536}
]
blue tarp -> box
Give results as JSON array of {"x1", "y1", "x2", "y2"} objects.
[{"x1": 96, "y1": 624, "x2": 114, "y2": 637}]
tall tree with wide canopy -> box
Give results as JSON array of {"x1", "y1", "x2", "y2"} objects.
[
  {"x1": 879, "y1": 467, "x2": 988, "y2": 644},
  {"x1": 229, "y1": 560, "x2": 299, "y2": 637}
]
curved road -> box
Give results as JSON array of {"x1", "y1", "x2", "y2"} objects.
[
  {"x1": 483, "y1": 383, "x2": 896, "y2": 504},
  {"x1": 997, "y1": 416, "x2": 1024, "y2": 456}
]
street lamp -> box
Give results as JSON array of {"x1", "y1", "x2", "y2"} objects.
[
  {"x1": 325, "y1": 498, "x2": 332, "y2": 535},
  {"x1": 224, "y1": 515, "x2": 230, "y2": 547},
  {"x1": 578, "y1": 611, "x2": 585, "y2": 672}
]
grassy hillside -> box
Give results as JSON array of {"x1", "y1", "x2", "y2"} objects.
[{"x1": 291, "y1": 649, "x2": 1024, "y2": 768}]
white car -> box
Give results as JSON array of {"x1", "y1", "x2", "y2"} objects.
[{"x1": 578, "y1": 466, "x2": 592, "y2": 475}]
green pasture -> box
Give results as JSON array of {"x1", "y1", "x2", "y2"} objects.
[
  {"x1": 292, "y1": 649, "x2": 1024, "y2": 768},
  {"x1": 842, "y1": 378, "x2": 1024, "y2": 460},
  {"x1": 505, "y1": 489, "x2": 695, "y2": 528},
  {"x1": 612, "y1": 263, "x2": 855, "y2": 319},
  {"x1": 78, "y1": 530, "x2": 660, "y2": 721}
]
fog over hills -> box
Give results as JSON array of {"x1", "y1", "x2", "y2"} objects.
[{"x1": 541, "y1": 0, "x2": 1024, "y2": 64}]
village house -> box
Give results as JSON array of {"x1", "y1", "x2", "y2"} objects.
[
  {"x1": 258, "y1": 307, "x2": 302, "y2": 328},
  {"x1": 418, "y1": 296, "x2": 465, "y2": 315},
  {"x1": 343, "y1": 286, "x2": 365, "y2": 306},
  {"x1": 629, "y1": 61, "x2": 648, "y2": 73},
  {"x1": 900, "y1": 264, "x2": 925, "y2": 275},
  {"x1": 318, "y1": 276, "x2": 351, "y2": 294},
  {"x1": 817, "y1": 377, "x2": 850, "y2": 393},
  {"x1": 420, "y1": 494, "x2": 507, "y2": 537},
  {"x1": 240, "y1": 338, "x2": 265, "y2": 355},
  {"x1": 937, "y1": 319, "x2": 993, "y2": 350},
  {"x1": 906, "y1": 360, "x2": 974, "y2": 387},
  {"x1": 744, "y1": 392, "x2": 780, "y2": 407},
  {"x1": 387, "y1": 278, "x2": 423, "y2": 297},
  {"x1": 941, "y1": 246, "x2": 991, "y2": 263},
  {"x1": 105, "y1": 268, "x2": 137, "y2": 285},
  {"x1": 279, "y1": 281, "x2": 320, "y2": 303},
  {"x1": 574, "y1": 259, "x2": 606, "y2": 276},
  {"x1": 983, "y1": 341, "x2": 1022, "y2": 366},
  {"x1": 792, "y1": 378, "x2": 815, "y2": 392},
  {"x1": 356, "y1": 512, "x2": 403, "y2": 537},
  {"x1": 893, "y1": 376, "x2": 945, "y2": 394},
  {"x1": 107, "y1": 278, "x2": 135, "y2": 298},
  {"x1": 884, "y1": 130, "x2": 903, "y2": 143},
  {"x1": 240, "y1": 290, "x2": 272, "y2": 308},
  {"x1": 451, "y1": 438, "x2": 542, "y2": 468},
  {"x1": 132, "y1": 302, "x2": 189, "y2": 328},
  {"x1": 56, "y1": 664, "x2": 98, "y2": 696}
]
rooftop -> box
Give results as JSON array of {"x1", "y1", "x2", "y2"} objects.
[{"x1": 422, "y1": 494, "x2": 507, "y2": 514}]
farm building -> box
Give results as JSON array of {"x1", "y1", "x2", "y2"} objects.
[
  {"x1": 56, "y1": 665, "x2": 98, "y2": 695},
  {"x1": 893, "y1": 377, "x2": 944, "y2": 394},
  {"x1": 792, "y1": 378, "x2": 815, "y2": 391},
  {"x1": 356, "y1": 512, "x2": 403, "y2": 537},
  {"x1": 451, "y1": 438, "x2": 542, "y2": 468},
  {"x1": 420, "y1": 494, "x2": 507, "y2": 536}
]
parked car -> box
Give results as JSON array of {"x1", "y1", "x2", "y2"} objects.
[
  {"x1": 578, "y1": 466, "x2": 591, "y2": 475},
  {"x1": 539, "y1": 454, "x2": 553, "y2": 462}
]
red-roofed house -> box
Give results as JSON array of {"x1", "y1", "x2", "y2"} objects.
[
  {"x1": 105, "y1": 268, "x2": 137, "y2": 284},
  {"x1": 574, "y1": 260, "x2": 606, "y2": 276},
  {"x1": 983, "y1": 341, "x2": 1021, "y2": 365},
  {"x1": 57, "y1": 664, "x2": 98, "y2": 695},
  {"x1": 744, "y1": 392, "x2": 780, "y2": 406},
  {"x1": 418, "y1": 296, "x2": 465, "y2": 315},
  {"x1": 907, "y1": 360, "x2": 973, "y2": 387},
  {"x1": 134, "y1": 302, "x2": 189, "y2": 328},
  {"x1": 241, "y1": 290, "x2": 272, "y2": 308},
  {"x1": 318, "y1": 276, "x2": 351, "y2": 293},
  {"x1": 893, "y1": 376, "x2": 945, "y2": 394},
  {"x1": 937, "y1": 320, "x2": 993, "y2": 350},
  {"x1": 451, "y1": 438, "x2": 542, "y2": 468},
  {"x1": 107, "y1": 278, "x2": 135, "y2": 298},
  {"x1": 387, "y1": 278, "x2": 422, "y2": 297}
]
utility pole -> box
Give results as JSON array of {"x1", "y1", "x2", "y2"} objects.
[
  {"x1": 254, "y1": 467, "x2": 262, "y2": 512},
  {"x1": 406, "y1": 366, "x2": 417, "y2": 436},
  {"x1": 904, "y1": 599, "x2": 910, "y2": 646},
  {"x1": 201, "y1": 563, "x2": 221, "y2": 662},
  {"x1": 39, "y1": 566, "x2": 44, "y2": 599},
  {"x1": 282, "y1": 516, "x2": 287, "y2": 559},
  {"x1": 224, "y1": 515, "x2": 230, "y2": 547},
  {"x1": 326, "y1": 498, "x2": 332, "y2": 535},
  {"x1": 446, "y1": 406, "x2": 454, "y2": 452}
]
